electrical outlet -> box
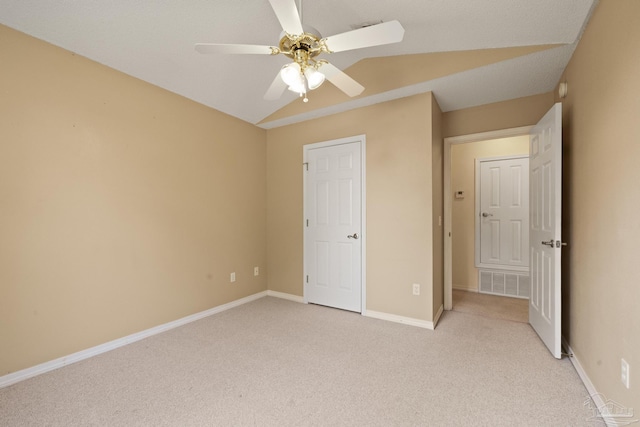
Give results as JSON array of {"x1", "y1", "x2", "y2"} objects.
[
  {"x1": 412, "y1": 283, "x2": 420, "y2": 296},
  {"x1": 621, "y1": 358, "x2": 630, "y2": 389},
  {"x1": 230, "y1": 272, "x2": 236, "y2": 283},
  {"x1": 254, "y1": 267, "x2": 259, "y2": 276}
]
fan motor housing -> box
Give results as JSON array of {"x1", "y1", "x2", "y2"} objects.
[{"x1": 279, "y1": 32, "x2": 323, "y2": 60}]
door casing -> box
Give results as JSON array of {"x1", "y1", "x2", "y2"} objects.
[
  {"x1": 302, "y1": 135, "x2": 367, "y2": 315},
  {"x1": 444, "y1": 126, "x2": 533, "y2": 310}
]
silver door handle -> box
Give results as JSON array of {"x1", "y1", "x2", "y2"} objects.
[
  {"x1": 482, "y1": 212, "x2": 493, "y2": 217},
  {"x1": 541, "y1": 240, "x2": 555, "y2": 247},
  {"x1": 347, "y1": 233, "x2": 359, "y2": 239}
]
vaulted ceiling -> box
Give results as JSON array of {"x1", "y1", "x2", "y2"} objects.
[{"x1": 0, "y1": 0, "x2": 597, "y2": 128}]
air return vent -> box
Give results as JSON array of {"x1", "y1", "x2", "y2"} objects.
[{"x1": 479, "y1": 269, "x2": 529, "y2": 299}]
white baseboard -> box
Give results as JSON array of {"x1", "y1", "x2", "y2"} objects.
[
  {"x1": 365, "y1": 310, "x2": 435, "y2": 330},
  {"x1": 0, "y1": 290, "x2": 268, "y2": 389},
  {"x1": 452, "y1": 286, "x2": 478, "y2": 292},
  {"x1": 266, "y1": 290, "x2": 305, "y2": 303},
  {"x1": 562, "y1": 337, "x2": 627, "y2": 427}
]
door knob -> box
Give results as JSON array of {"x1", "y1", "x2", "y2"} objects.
[
  {"x1": 347, "y1": 233, "x2": 359, "y2": 239},
  {"x1": 482, "y1": 212, "x2": 493, "y2": 217},
  {"x1": 541, "y1": 240, "x2": 555, "y2": 247}
]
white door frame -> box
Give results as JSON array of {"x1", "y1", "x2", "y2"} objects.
[
  {"x1": 444, "y1": 126, "x2": 532, "y2": 310},
  {"x1": 302, "y1": 135, "x2": 367, "y2": 315}
]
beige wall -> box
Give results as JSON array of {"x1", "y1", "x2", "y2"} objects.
[
  {"x1": 5, "y1": 4, "x2": 638, "y2": 414},
  {"x1": 0, "y1": 25, "x2": 267, "y2": 375},
  {"x1": 267, "y1": 93, "x2": 438, "y2": 322},
  {"x1": 556, "y1": 0, "x2": 640, "y2": 412},
  {"x1": 442, "y1": 92, "x2": 554, "y2": 138},
  {"x1": 451, "y1": 136, "x2": 529, "y2": 291}
]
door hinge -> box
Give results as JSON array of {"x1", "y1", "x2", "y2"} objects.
[
  {"x1": 306, "y1": 275, "x2": 309, "y2": 283},
  {"x1": 303, "y1": 162, "x2": 308, "y2": 171},
  {"x1": 306, "y1": 219, "x2": 309, "y2": 227}
]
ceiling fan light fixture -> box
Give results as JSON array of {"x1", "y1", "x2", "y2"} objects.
[
  {"x1": 304, "y1": 67, "x2": 325, "y2": 90},
  {"x1": 196, "y1": 0, "x2": 406, "y2": 104},
  {"x1": 286, "y1": 79, "x2": 306, "y2": 95},
  {"x1": 280, "y1": 62, "x2": 303, "y2": 87}
]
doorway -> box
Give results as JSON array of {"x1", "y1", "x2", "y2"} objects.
[
  {"x1": 444, "y1": 105, "x2": 562, "y2": 358},
  {"x1": 303, "y1": 135, "x2": 366, "y2": 313},
  {"x1": 451, "y1": 289, "x2": 528, "y2": 322},
  {"x1": 444, "y1": 127, "x2": 533, "y2": 314},
  {"x1": 476, "y1": 155, "x2": 530, "y2": 298}
]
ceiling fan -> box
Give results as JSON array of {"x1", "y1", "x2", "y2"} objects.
[{"x1": 195, "y1": 0, "x2": 405, "y2": 102}]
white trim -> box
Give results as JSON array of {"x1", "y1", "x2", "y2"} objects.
[
  {"x1": 444, "y1": 126, "x2": 534, "y2": 311},
  {"x1": 476, "y1": 264, "x2": 529, "y2": 273},
  {"x1": 453, "y1": 285, "x2": 479, "y2": 292},
  {"x1": 0, "y1": 291, "x2": 268, "y2": 389},
  {"x1": 302, "y1": 135, "x2": 367, "y2": 314},
  {"x1": 365, "y1": 310, "x2": 435, "y2": 330},
  {"x1": 266, "y1": 290, "x2": 305, "y2": 304},
  {"x1": 562, "y1": 337, "x2": 619, "y2": 427},
  {"x1": 361, "y1": 140, "x2": 367, "y2": 317},
  {"x1": 444, "y1": 136, "x2": 453, "y2": 310}
]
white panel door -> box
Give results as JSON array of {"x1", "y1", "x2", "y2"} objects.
[
  {"x1": 478, "y1": 157, "x2": 529, "y2": 271},
  {"x1": 304, "y1": 140, "x2": 362, "y2": 312},
  {"x1": 529, "y1": 103, "x2": 562, "y2": 359}
]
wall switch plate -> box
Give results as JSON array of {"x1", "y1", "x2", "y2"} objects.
[
  {"x1": 412, "y1": 283, "x2": 420, "y2": 296},
  {"x1": 621, "y1": 358, "x2": 630, "y2": 389},
  {"x1": 254, "y1": 267, "x2": 259, "y2": 276},
  {"x1": 230, "y1": 272, "x2": 236, "y2": 283}
]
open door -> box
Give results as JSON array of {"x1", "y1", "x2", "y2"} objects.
[{"x1": 529, "y1": 102, "x2": 563, "y2": 359}]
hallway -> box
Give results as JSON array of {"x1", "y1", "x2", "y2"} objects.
[{"x1": 452, "y1": 289, "x2": 528, "y2": 323}]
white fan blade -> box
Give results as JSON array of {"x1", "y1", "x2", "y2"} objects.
[
  {"x1": 269, "y1": 0, "x2": 303, "y2": 35},
  {"x1": 195, "y1": 43, "x2": 275, "y2": 55},
  {"x1": 264, "y1": 73, "x2": 288, "y2": 100},
  {"x1": 318, "y1": 62, "x2": 364, "y2": 97},
  {"x1": 324, "y1": 20, "x2": 405, "y2": 53}
]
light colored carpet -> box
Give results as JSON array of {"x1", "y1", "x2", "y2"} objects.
[
  {"x1": 0, "y1": 297, "x2": 595, "y2": 426},
  {"x1": 453, "y1": 289, "x2": 529, "y2": 323}
]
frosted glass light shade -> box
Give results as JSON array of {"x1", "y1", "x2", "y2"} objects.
[
  {"x1": 280, "y1": 63, "x2": 302, "y2": 87},
  {"x1": 304, "y1": 68, "x2": 325, "y2": 90},
  {"x1": 287, "y1": 80, "x2": 306, "y2": 94}
]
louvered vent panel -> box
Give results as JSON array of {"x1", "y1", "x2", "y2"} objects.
[
  {"x1": 493, "y1": 273, "x2": 505, "y2": 294},
  {"x1": 505, "y1": 274, "x2": 518, "y2": 296},
  {"x1": 480, "y1": 271, "x2": 493, "y2": 293},
  {"x1": 478, "y1": 269, "x2": 529, "y2": 300}
]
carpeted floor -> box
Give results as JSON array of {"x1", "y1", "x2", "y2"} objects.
[
  {"x1": 0, "y1": 297, "x2": 596, "y2": 426},
  {"x1": 452, "y1": 289, "x2": 529, "y2": 323}
]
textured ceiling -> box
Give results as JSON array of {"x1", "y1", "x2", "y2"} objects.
[{"x1": 0, "y1": 0, "x2": 597, "y2": 128}]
